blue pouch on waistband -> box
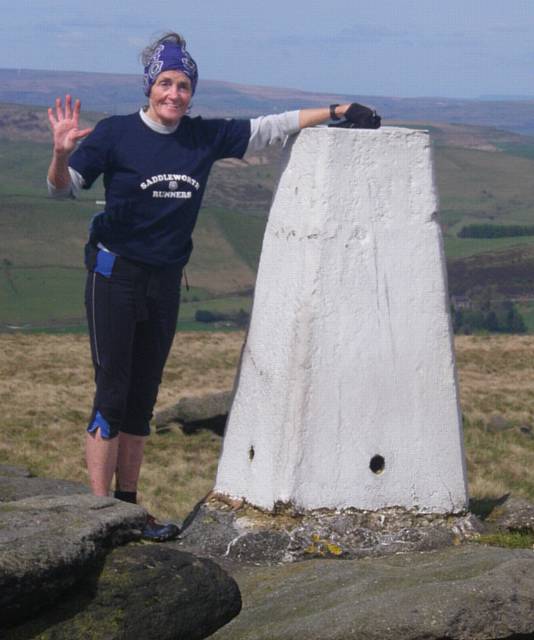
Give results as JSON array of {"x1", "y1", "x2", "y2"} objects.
[{"x1": 95, "y1": 250, "x2": 116, "y2": 278}]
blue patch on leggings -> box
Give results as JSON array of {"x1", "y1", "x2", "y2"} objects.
[
  {"x1": 87, "y1": 410, "x2": 112, "y2": 439},
  {"x1": 95, "y1": 250, "x2": 116, "y2": 278}
]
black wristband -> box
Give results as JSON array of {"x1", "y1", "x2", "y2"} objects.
[{"x1": 329, "y1": 104, "x2": 341, "y2": 121}]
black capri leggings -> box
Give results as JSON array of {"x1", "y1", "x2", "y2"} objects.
[{"x1": 84, "y1": 244, "x2": 182, "y2": 439}]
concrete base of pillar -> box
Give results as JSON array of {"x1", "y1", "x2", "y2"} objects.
[{"x1": 179, "y1": 497, "x2": 482, "y2": 564}]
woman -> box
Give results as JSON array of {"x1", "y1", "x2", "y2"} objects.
[{"x1": 47, "y1": 32, "x2": 359, "y2": 541}]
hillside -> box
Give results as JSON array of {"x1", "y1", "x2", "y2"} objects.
[
  {"x1": 2, "y1": 100, "x2": 534, "y2": 330},
  {"x1": 2, "y1": 67, "x2": 534, "y2": 135}
]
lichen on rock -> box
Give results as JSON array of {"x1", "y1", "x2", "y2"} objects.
[{"x1": 179, "y1": 495, "x2": 483, "y2": 564}]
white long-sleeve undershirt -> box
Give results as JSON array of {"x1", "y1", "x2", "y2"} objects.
[{"x1": 47, "y1": 109, "x2": 300, "y2": 199}]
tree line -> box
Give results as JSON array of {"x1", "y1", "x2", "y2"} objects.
[
  {"x1": 195, "y1": 308, "x2": 250, "y2": 328},
  {"x1": 458, "y1": 224, "x2": 534, "y2": 239},
  {"x1": 451, "y1": 288, "x2": 527, "y2": 334}
]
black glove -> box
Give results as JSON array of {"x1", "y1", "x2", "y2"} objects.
[{"x1": 329, "y1": 102, "x2": 381, "y2": 129}]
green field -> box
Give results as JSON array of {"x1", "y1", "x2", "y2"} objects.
[
  {"x1": 3, "y1": 111, "x2": 534, "y2": 332},
  {"x1": 435, "y1": 146, "x2": 534, "y2": 232},
  {"x1": 0, "y1": 204, "x2": 263, "y2": 330},
  {"x1": 444, "y1": 235, "x2": 534, "y2": 259},
  {"x1": 496, "y1": 140, "x2": 534, "y2": 161}
]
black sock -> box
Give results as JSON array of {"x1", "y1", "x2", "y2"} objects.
[{"x1": 114, "y1": 490, "x2": 137, "y2": 504}]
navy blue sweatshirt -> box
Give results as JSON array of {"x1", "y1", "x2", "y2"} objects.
[{"x1": 69, "y1": 112, "x2": 251, "y2": 267}]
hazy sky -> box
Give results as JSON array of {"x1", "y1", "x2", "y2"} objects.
[{"x1": 1, "y1": 0, "x2": 533, "y2": 99}]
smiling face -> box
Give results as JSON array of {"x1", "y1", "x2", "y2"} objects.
[{"x1": 146, "y1": 70, "x2": 193, "y2": 126}]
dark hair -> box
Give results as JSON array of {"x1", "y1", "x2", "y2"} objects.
[{"x1": 140, "y1": 32, "x2": 187, "y2": 66}]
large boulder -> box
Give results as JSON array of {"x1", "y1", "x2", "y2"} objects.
[
  {"x1": 211, "y1": 545, "x2": 534, "y2": 640},
  {"x1": 155, "y1": 391, "x2": 232, "y2": 434},
  {"x1": 0, "y1": 492, "x2": 146, "y2": 627},
  {"x1": 0, "y1": 475, "x2": 90, "y2": 502},
  {"x1": 8, "y1": 545, "x2": 242, "y2": 640},
  {"x1": 0, "y1": 461, "x2": 94, "y2": 505},
  {"x1": 484, "y1": 494, "x2": 534, "y2": 533},
  {"x1": 0, "y1": 464, "x2": 32, "y2": 478},
  {"x1": 0, "y1": 466, "x2": 241, "y2": 639}
]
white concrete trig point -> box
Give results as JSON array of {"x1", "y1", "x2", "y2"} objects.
[{"x1": 215, "y1": 127, "x2": 468, "y2": 514}]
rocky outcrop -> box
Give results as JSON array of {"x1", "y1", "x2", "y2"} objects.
[
  {"x1": 179, "y1": 496, "x2": 483, "y2": 563},
  {"x1": 0, "y1": 481, "x2": 146, "y2": 627},
  {"x1": 1, "y1": 466, "x2": 241, "y2": 639},
  {"x1": 0, "y1": 464, "x2": 32, "y2": 478},
  {"x1": 9, "y1": 545, "x2": 241, "y2": 640},
  {"x1": 0, "y1": 474, "x2": 91, "y2": 502},
  {"x1": 5, "y1": 466, "x2": 534, "y2": 640},
  {"x1": 154, "y1": 391, "x2": 232, "y2": 434},
  {"x1": 210, "y1": 545, "x2": 534, "y2": 640},
  {"x1": 485, "y1": 414, "x2": 514, "y2": 433},
  {"x1": 178, "y1": 494, "x2": 534, "y2": 639},
  {"x1": 484, "y1": 494, "x2": 534, "y2": 533}
]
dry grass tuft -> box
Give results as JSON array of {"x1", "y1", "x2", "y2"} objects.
[
  {"x1": 456, "y1": 335, "x2": 534, "y2": 502},
  {"x1": 2, "y1": 332, "x2": 534, "y2": 519}
]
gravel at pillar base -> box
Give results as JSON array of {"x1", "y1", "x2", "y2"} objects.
[{"x1": 215, "y1": 127, "x2": 467, "y2": 514}]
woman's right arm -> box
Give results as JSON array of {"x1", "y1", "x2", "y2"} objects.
[{"x1": 47, "y1": 95, "x2": 92, "y2": 197}]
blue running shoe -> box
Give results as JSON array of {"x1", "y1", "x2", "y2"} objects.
[{"x1": 142, "y1": 514, "x2": 180, "y2": 542}]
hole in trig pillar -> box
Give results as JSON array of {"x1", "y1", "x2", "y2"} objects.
[
  {"x1": 248, "y1": 445, "x2": 255, "y2": 461},
  {"x1": 370, "y1": 454, "x2": 385, "y2": 474}
]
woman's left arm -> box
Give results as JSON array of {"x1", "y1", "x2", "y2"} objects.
[{"x1": 246, "y1": 102, "x2": 376, "y2": 153}]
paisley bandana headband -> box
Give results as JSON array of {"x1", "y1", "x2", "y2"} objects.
[{"x1": 143, "y1": 42, "x2": 198, "y2": 96}]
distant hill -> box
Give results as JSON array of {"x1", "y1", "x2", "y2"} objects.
[{"x1": 2, "y1": 67, "x2": 534, "y2": 135}]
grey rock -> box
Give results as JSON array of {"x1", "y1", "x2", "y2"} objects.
[
  {"x1": 7, "y1": 545, "x2": 241, "y2": 640},
  {"x1": 0, "y1": 475, "x2": 90, "y2": 502},
  {"x1": 155, "y1": 390, "x2": 232, "y2": 433},
  {"x1": 0, "y1": 493, "x2": 146, "y2": 627},
  {"x1": 180, "y1": 499, "x2": 483, "y2": 563},
  {"x1": 0, "y1": 465, "x2": 31, "y2": 478},
  {"x1": 229, "y1": 530, "x2": 292, "y2": 564},
  {"x1": 486, "y1": 414, "x2": 513, "y2": 433},
  {"x1": 210, "y1": 545, "x2": 534, "y2": 640},
  {"x1": 181, "y1": 502, "x2": 245, "y2": 557},
  {"x1": 518, "y1": 423, "x2": 533, "y2": 437},
  {"x1": 486, "y1": 494, "x2": 534, "y2": 533}
]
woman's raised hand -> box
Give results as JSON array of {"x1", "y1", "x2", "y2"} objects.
[{"x1": 47, "y1": 95, "x2": 93, "y2": 156}]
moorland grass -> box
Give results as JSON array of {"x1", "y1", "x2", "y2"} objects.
[
  {"x1": 475, "y1": 531, "x2": 534, "y2": 549},
  {"x1": 456, "y1": 335, "x2": 534, "y2": 502},
  {"x1": 2, "y1": 333, "x2": 534, "y2": 520},
  {"x1": 0, "y1": 331, "x2": 243, "y2": 520}
]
